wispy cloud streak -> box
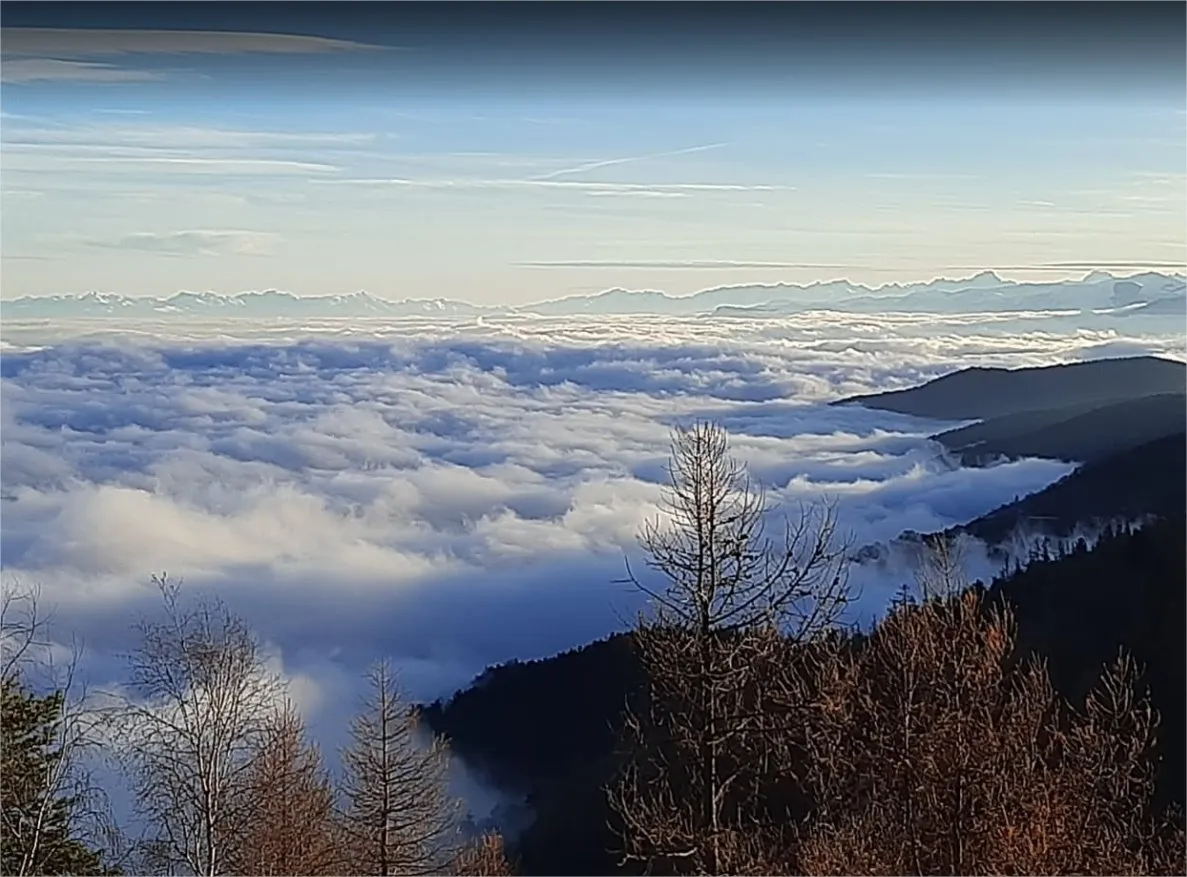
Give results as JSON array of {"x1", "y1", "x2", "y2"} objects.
[
  {"x1": 1, "y1": 27, "x2": 389, "y2": 58},
  {"x1": 528, "y1": 142, "x2": 729, "y2": 181}
]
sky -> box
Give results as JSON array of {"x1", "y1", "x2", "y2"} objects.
[{"x1": 2, "y1": 1, "x2": 1185, "y2": 305}]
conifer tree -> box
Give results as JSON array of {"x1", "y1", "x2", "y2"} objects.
[
  {"x1": 1, "y1": 676, "x2": 117, "y2": 876},
  {"x1": 340, "y1": 661, "x2": 461, "y2": 876}
]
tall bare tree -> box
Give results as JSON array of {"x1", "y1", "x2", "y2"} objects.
[
  {"x1": 340, "y1": 660, "x2": 462, "y2": 876},
  {"x1": 222, "y1": 699, "x2": 341, "y2": 876},
  {"x1": 610, "y1": 421, "x2": 852, "y2": 875},
  {"x1": 115, "y1": 575, "x2": 283, "y2": 876}
]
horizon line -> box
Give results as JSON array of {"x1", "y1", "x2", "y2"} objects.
[{"x1": 4, "y1": 266, "x2": 1186, "y2": 307}]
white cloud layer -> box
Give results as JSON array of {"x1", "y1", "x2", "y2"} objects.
[{"x1": 2, "y1": 312, "x2": 1181, "y2": 764}]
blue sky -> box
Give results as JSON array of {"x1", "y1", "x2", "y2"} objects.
[{"x1": 2, "y1": 3, "x2": 1184, "y2": 304}]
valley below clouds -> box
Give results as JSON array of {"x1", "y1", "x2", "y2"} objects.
[{"x1": 1, "y1": 309, "x2": 1184, "y2": 757}]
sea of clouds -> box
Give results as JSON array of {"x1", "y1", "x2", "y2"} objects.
[{"x1": 2, "y1": 309, "x2": 1184, "y2": 778}]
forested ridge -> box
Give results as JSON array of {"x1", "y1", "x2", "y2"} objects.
[{"x1": 425, "y1": 434, "x2": 1187, "y2": 875}]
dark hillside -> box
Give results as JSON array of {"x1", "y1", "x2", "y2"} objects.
[
  {"x1": 985, "y1": 515, "x2": 1186, "y2": 810},
  {"x1": 834, "y1": 355, "x2": 1185, "y2": 420},
  {"x1": 955, "y1": 432, "x2": 1186, "y2": 545},
  {"x1": 424, "y1": 518, "x2": 1186, "y2": 874},
  {"x1": 422, "y1": 634, "x2": 644, "y2": 875},
  {"x1": 934, "y1": 392, "x2": 1185, "y2": 464}
]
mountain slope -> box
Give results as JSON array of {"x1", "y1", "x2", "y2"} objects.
[
  {"x1": 422, "y1": 518, "x2": 1187, "y2": 874},
  {"x1": 935, "y1": 392, "x2": 1186, "y2": 464},
  {"x1": 834, "y1": 356, "x2": 1186, "y2": 421},
  {"x1": 954, "y1": 432, "x2": 1186, "y2": 546},
  {"x1": 985, "y1": 515, "x2": 1186, "y2": 812},
  {"x1": 422, "y1": 634, "x2": 643, "y2": 876}
]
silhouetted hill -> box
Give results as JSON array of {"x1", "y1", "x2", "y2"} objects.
[
  {"x1": 422, "y1": 634, "x2": 644, "y2": 876},
  {"x1": 954, "y1": 432, "x2": 1186, "y2": 546},
  {"x1": 423, "y1": 519, "x2": 1186, "y2": 874},
  {"x1": 834, "y1": 356, "x2": 1186, "y2": 421},
  {"x1": 935, "y1": 392, "x2": 1186, "y2": 464}
]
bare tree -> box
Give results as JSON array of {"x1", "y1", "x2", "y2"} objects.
[
  {"x1": 913, "y1": 532, "x2": 969, "y2": 601},
  {"x1": 222, "y1": 698, "x2": 342, "y2": 876},
  {"x1": 610, "y1": 421, "x2": 852, "y2": 875},
  {"x1": 115, "y1": 575, "x2": 283, "y2": 876},
  {"x1": 2, "y1": 583, "x2": 52, "y2": 684},
  {"x1": 340, "y1": 660, "x2": 463, "y2": 876}
]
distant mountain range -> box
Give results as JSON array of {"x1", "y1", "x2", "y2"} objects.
[
  {"x1": 0, "y1": 290, "x2": 490, "y2": 320},
  {"x1": 3, "y1": 271, "x2": 1185, "y2": 320}
]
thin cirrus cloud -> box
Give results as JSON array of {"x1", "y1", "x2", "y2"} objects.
[
  {"x1": 2, "y1": 123, "x2": 381, "y2": 150},
  {"x1": 0, "y1": 27, "x2": 389, "y2": 59},
  {"x1": 82, "y1": 230, "x2": 282, "y2": 257},
  {"x1": 0, "y1": 25, "x2": 392, "y2": 86},
  {"x1": 517, "y1": 260, "x2": 883, "y2": 270},
  {"x1": 0, "y1": 58, "x2": 167, "y2": 84},
  {"x1": 323, "y1": 178, "x2": 793, "y2": 197},
  {"x1": 2, "y1": 152, "x2": 341, "y2": 176},
  {"x1": 515, "y1": 260, "x2": 1187, "y2": 272}
]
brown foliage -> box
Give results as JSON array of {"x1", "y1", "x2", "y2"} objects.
[
  {"x1": 451, "y1": 831, "x2": 515, "y2": 876},
  {"x1": 786, "y1": 589, "x2": 1187, "y2": 876},
  {"x1": 222, "y1": 700, "x2": 342, "y2": 875},
  {"x1": 614, "y1": 491, "x2": 1186, "y2": 876}
]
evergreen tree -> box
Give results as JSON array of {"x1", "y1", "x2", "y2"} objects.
[
  {"x1": 340, "y1": 661, "x2": 462, "y2": 876},
  {"x1": 0, "y1": 675, "x2": 117, "y2": 876}
]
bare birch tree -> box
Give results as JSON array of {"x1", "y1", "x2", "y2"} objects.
[
  {"x1": 2, "y1": 584, "x2": 51, "y2": 684},
  {"x1": 610, "y1": 421, "x2": 852, "y2": 875},
  {"x1": 115, "y1": 575, "x2": 283, "y2": 876},
  {"x1": 340, "y1": 660, "x2": 462, "y2": 876}
]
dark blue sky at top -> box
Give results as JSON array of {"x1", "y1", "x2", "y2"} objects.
[{"x1": 3, "y1": 1, "x2": 1184, "y2": 103}]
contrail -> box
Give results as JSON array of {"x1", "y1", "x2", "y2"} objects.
[{"x1": 529, "y1": 142, "x2": 728, "y2": 181}]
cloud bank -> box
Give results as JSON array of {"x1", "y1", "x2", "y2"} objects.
[{"x1": 4, "y1": 310, "x2": 1181, "y2": 797}]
